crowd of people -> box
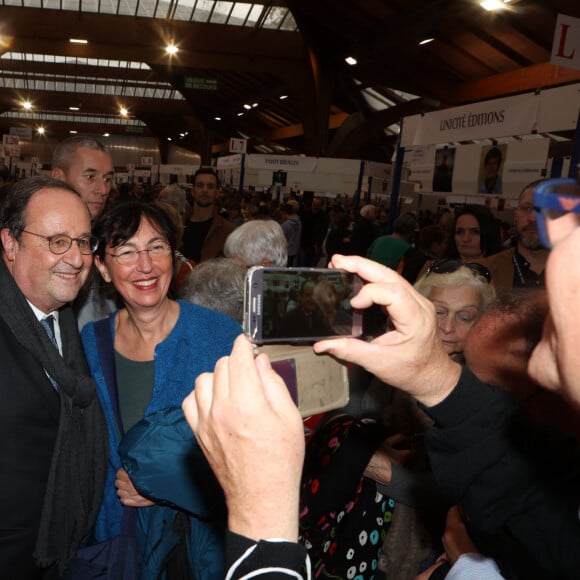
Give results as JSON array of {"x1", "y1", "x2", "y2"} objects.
[{"x1": 1, "y1": 133, "x2": 578, "y2": 580}]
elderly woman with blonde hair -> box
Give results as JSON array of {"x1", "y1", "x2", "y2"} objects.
[{"x1": 414, "y1": 258, "x2": 496, "y2": 363}]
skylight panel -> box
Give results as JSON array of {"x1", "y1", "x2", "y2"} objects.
[
  {"x1": 192, "y1": 0, "x2": 213, "y2": 22},
  {"x1": 117, "y1": 0, "x2": 136, "y2": 16},
  {"x1": 98, "y1": 0, "x2": 119, "y2": 15},
  {"x1": 210, "y1": 1, "x2": 233, "y2": 24},
  {"x1": 82, "y1": 0, "x2": 100, "y2": 12},
  {"x1": 228, "y1": 2, "x2": 251, "y2": 26},
  {"x1": 244, "y1": 3, "x2": 263, "y2": 26},
  {"x1": 261, "y1": 6, "x2": 283, "y2": 29},
  {"x1": 62, "y1": 0, "x2": 80, "y2": 10},
  {"x1": 1, "y1": 53, "x2": 151, "y2": 70},
  {"x1": 136, "y1": 0, "x2": 157, "y2": 17}
]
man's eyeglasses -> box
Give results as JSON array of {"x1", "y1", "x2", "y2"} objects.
[
  {"x1": 532, "y1": 178, "x2": 580, "y2": 249},
  {"x1": 106, "y1": 241, "x2": 172, "y2": 265},
  {"x1": 22, "y1": 230, "x2": 98, "y2": 255},
  {"x1": 426, "y1": 258, "x2": 492, "y2": 284}
]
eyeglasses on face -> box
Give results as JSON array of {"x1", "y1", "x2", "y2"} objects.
[
  {"x1": 532, "y1": 178, "x2": 580, "y2": 249},
  {"x1": 426, "y1": 258, "x2": 492, "y2": 284},
  {"x1": 21, "y1": 230, "x2": 98, "y2": 255},
  {"x1": 106, "y1": 241, "x2": 172, "y2": 265}
]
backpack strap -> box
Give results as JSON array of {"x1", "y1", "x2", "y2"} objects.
[
  {"x1": 93, "y1": 317, "x2": 137, "y2": 536},
  {"x1": 94, "y1": 318, "x2": 124, "y2": 436}
]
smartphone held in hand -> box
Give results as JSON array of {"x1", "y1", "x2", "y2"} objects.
[{"x1": 244, "y1": 266, "x2": 363, "y2": 345}]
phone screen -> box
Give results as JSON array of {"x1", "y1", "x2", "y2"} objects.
[{"x1": 245, "y1": 267, "x2": 363, "y2": 344}]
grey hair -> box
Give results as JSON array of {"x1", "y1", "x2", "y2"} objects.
[
  {"x1": 360, "y1": 204, "x2": 376, "y2": 218},
  {"x1": 224, "y1": 219, "x2": 288, "y2": 267},
  {"x1": 178, "y1": 258, "x2": 246, "y2": 324},
  {"x1": 0, "y1": 176, "x2": 81, "y2": 239},
  {"x1": 414, "y1": 266, "x2": 496, "y2": 310},
  {"x1": 51, "y1": 136, "x2": 109, "y2": 170}
]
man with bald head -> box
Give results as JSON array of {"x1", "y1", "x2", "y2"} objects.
[{"x1": 0, "y1": 176, "x2": 107, "y2": 578}]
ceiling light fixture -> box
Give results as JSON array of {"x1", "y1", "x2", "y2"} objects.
[
  {"x1": 167, "y1": 137, "x2": 172, "y2": 141},
  {"x1": 69, "y1": 106, "x2": 80, "y2": 111},
  {"x1": 252, "y1": 103, "x2": 258, "y2": 108},
  {"x1": 214, "y1": 116, "x2": 222, "y2": 121},
  {"x1": 419, "y1": 37, "x2": 435, "y2": 45},
  {"x1": 37, "y1": 126, "x2": 45, "y2": 135},
  {"x1": 165, "y1": 44, "x2": 178, "y2": 55},
  {"x1": 103, "y1": 133, "x2": 110, "y2": 137},
  {"x1": 480, "y1": 0, "x2": 508, "y2": 11},
  {"x1": 119, "y1": 107, "x2": 128, "y2": 117},
  {"x1": 70, "y1": 130, "x2": 78, "y2": 134},
  {"x1": 243, "y1": 104, "x2": 252, "y2": 110},
  {"x1": 70, "y1": 38, "x2": 88, "y2": 44},
  {"x1": 345, "y1": 56, "x2": 357, "y2": 66},
  {"x1": 237, "y1": 112, "x2": 245, "y2": 117},
  {"x1": 279, "y1": 95, "x2": 288, "y2": 100},
  {"x1": 22, "y1": 100, "x2": 32, "y2": 110}
]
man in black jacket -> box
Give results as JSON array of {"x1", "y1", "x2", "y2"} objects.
[{"x1": 0, "y1": 177, "x2": 107, "y2": 579}]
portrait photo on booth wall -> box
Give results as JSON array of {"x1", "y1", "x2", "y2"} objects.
[
  {"x1": 478, "y1": 144, "x2": 507, "y2": 195},
  {"x1": 432, "y1": 147, "x2": 456, "y2": 193}
]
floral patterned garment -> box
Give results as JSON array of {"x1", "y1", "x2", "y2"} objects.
[{"x1": 300, "y1": 414, "x2": 395, "y2": 579}]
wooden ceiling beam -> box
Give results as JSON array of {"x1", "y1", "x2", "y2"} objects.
[
  {"x1": 1, "y1": 7, "x2": 304, "y2": 74},
  {"x1": 267, "y1": 112, "x2": 349, "y2": 141},
  {"x1": 449, "y1": 63, "x2": 580, "y2": 104}
]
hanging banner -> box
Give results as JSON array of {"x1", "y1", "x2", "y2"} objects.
[
  {"x1": 412, "y1": 93, "x2": 540, "y2": 146},
  {"x1": 246, "y1": 154, "x2": 318, "y2": 172},
  {"x1": 551, "y1": 13, "x2": 580, "y2": 71},
  {"x1": 216, "y1": 154, "x2": 242, "y2": 169}
]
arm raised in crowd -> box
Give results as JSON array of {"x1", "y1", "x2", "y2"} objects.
[{"x1": 183, "y1": 334, "x2": 310, "y2": 578}]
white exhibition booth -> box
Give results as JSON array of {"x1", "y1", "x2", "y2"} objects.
[
  {"x1": 400, "y1": 82, "x2": 580, "y2": 207},
  {"x1": 216, "y1": 153, "x2": 416, "y2": 206}
]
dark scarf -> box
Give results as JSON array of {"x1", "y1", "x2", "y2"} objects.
[{"x1": 0, "y1": 257, "x2": 108, "y2": 573}]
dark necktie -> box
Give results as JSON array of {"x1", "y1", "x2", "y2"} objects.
[
  {"x1": 40, "y1": 315, "x2": 59, "y2": 390},
  {"x1": 40, "y1": 315, "x2": 58, "y2": 349}
]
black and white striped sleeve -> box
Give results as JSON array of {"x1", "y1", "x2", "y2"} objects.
[{"x1": 225, "y1": 532, "x2": 311, "y2": 580}]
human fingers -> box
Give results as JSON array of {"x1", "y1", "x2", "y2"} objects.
[
  {"x1": 254, "y1": 353, "x2": 298, "y2": 413},
  {"x1": 182, "y1": 388, "x2": 201, "y2": 433},
  {"x1": 329, "y1": 254, "x2": 403, "y2": 285},
  {"x1": 226, "y1": 334, "x2": 263, "y2": 405},
  {"x1": 528, "y1": 314, "x2": 560, "y2": 392},
  {"x1": 442, "y1": 506, "x2": 478, "y2": 564},
  {"x1": 414, "y1": 560, "x2": 447, "y2": 580}
]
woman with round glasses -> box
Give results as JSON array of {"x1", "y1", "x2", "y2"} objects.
[
  {"x1": 414, "y1": 259, "x2": 496, "y2": 363},
  {"x1": 80, "y1": 200, "x2": 241, "y2": 579}
]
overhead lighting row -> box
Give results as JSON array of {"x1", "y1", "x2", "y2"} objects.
[
  {"x1": 22, "y1": 100, "x2": 130, "y2": 119},
  {"x1": 70, "y1": 37, "x2": 179, "y2": 56}
]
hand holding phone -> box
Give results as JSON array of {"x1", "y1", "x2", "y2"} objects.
[{"x1": 244, "y1": 266, "x2": 363, "y2": 344}]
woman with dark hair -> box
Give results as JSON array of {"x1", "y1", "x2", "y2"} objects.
[
  {"x1": 80, "y1": 200, "x2": 241, "y2": 579},
  {"x1": 447, "y1": 205, "x2": 503, "y2": 262}
]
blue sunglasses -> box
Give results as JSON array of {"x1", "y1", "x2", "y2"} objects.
[{"x1": 533, "y1": 178, "x2": 580, "y2": 249}]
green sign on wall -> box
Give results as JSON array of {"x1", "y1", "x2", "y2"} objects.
[{"x1": 184, "y1": 76, "x2": 218, "y2": 90}]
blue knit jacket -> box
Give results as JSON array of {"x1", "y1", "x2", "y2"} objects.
[{"x1": 81, "y1": 300, "x2": 241, "y2": 579}]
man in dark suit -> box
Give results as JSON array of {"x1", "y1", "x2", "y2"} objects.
[{"x1": 0, "y1": 177, "x2": 107, "y2": 578}]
